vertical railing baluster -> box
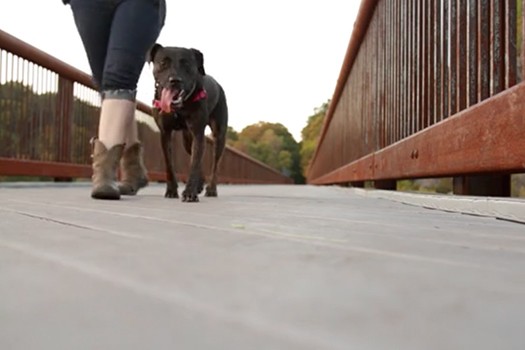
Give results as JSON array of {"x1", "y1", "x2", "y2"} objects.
[
  {"x1": 415, "y1": 0, "x2": 421, "y2": 133},
  {"x1": 396, "y1": 0, "x2": 402, "y2": 140},
  {"x1": 449, "y1": 0, "x2": 458, "y2": 117},
  {"x1": 428, "y1": 0, "x2": 435, "y2": 127},
  {"x1": 521, "y1": 0, "x2": 525, "y2": 80},
  {"x1": 505, "y1": 0, "x2": 517, "y2": 88},
  {"x1": 458, "y1": 0, "x2": 468, "y2": 111},
  {"x1": 479, "y1": 0, "x2": 490, "y2": 101},
  {"x1": 387, "y1": 0, "x2": 392, "y2": 143},
  {"x1": 410, "y1": 0, "x2": 416, "y2": 136},
  {"x1": 468, "y1": 0, "x2": 478, "y2": 107},
  {"x1": 435, "y1": 0, "x2": 442, "y2": 124},
  {"x1": 422, "y1": 0, "x2": 429, "y2": 130},
  {"x1": 491, "y1": 0, "x2": 505, "y2": 94},
  {"x1": 402, "y1": 0, "x2": 408, "y2": 138},
  {"x1": 379, "y1": 2, "x2": 386, "y2": 149}
]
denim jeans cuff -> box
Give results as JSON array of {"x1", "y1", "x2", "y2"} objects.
[{"x1": 101, "y1": 89, "x2": 137, "y2": 101}]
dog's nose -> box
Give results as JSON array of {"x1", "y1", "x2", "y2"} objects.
[{"x1": 169, "y1": 76, "x2": 182, "y2": 86}]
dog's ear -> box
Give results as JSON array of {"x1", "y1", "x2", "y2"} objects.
[
  {"x1": 148, "y1": 43, "x2": 163, "y2": 63},
  {"x1": 191, "y1": 48, "x2": 206, "y2": 75}
]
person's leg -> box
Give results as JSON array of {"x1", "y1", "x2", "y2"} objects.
[
  {"x1": 69, "y1": 0, "x2": 115, "y2": 89},
  {"x1": 100, "y1": 0, "x2": 165, "y2": 195},
  {"x1": 69, "y1": 0, "x2": 124, "y2": 199}
]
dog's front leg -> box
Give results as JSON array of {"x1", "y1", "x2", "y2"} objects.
[
  {"x1": 182, "y1": 121, "x2": 206, "y2": 203},
  {"x1": 160, "y1": 130, "x2": 179, "y2": 198},
  {"x1": 182, "y1": 130, "x2": 205, "y2": 194},
  {"x1": 153, "y1": 109, "x2": 179, "y2": 198}
]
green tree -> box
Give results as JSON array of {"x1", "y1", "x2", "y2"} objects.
[
  {"x1": 232, "y1": 121, "x2": 303, "y2": 183},
  {"x1": 300, "y1": 101, "x2": 329, "y2": 175},
  {"x1": 512, "y1": 174, "x2": 525, "y2": 198},
  {"x1": 226, "y1": 126, "x2": 239, "y2": 147}
]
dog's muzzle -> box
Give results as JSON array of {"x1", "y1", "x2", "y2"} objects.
[{"x1": 153, "y1": 85, "x2": 208, "y2": 113}]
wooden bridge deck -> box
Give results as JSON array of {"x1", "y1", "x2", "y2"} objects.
[{"x1": 1, "y1": 184, "x2": 524, "y2": 350}]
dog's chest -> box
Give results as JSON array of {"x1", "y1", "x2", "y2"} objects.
[{"x1": 160, "y1": 113, "x2": 187, "y2": 131}]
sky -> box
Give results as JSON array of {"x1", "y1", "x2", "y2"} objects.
[{"x1": 0, "y1": 1, "x2": 359, "y2": 141}]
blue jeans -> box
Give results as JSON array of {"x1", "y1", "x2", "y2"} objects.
[{"x1": 69, "y1": 0, "x2": 165, "y2": 101}]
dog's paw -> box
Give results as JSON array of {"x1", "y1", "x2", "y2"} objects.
[
  {"x1": 165, "y1": 187, "x2": 179, "y2": 198},
  {"x1": 182, "y1": 190, "x2": 199, "y2": 203},
  {"x1": 205, "y1": 185, "x2": 217, "y2": 197}
]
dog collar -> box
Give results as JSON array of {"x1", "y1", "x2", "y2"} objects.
[
  {"x1": 153, "y1": 88, "x2": 208, "y2": 111},
  {"x1": 191, "y1": 88, "x2": 208, "y2": 102}
]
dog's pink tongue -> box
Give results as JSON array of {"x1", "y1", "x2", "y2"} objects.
[{"x1": 159, "y1": 88, "x2": 176, "y2": 113}]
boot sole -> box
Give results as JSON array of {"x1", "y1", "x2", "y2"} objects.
[
  {"x1": 91, "y1": 185, "x2": 121, "y2": 200},
  {"x1": 91, "y1": 193, "x2": 121, "y2": 200},
  {"x1": 119, "y1": 178, "x2": 149, "y2": 196}
]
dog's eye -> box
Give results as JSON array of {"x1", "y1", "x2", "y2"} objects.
[{"x1": 160, "y1": 58, "x2": 170, "y2": 68}]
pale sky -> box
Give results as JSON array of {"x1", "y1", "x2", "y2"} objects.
[{"x1": 0, "y1": 1, "x2": 359, "y2": 141}]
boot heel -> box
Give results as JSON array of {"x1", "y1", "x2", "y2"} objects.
[{"x1": 118, "y1": 142, "x2": 149, "y2": 195}]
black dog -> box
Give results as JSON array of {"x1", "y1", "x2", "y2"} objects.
[{"x1": 149, "y1": 44, "x2": 228, "y2": 202}]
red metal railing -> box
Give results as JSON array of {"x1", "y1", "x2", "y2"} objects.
[
  {"x1": 307, "y1": 0, "x2": 525, "y2": 195},
  {"x1": 0, "y1": 29, "x2": 292, "y2": 184}
]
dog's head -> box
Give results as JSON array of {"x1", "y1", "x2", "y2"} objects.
[{"x1": 148, "y1": 44, "x2": 206, "y2": 113}]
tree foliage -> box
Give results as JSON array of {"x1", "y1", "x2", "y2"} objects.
[
  {"x1": 299, "y1": 101, "x2": 329, "y2": 175},
  {"x1": 225, "y1": 126, "x2": 238, "y2": 147},
  {"x1": 225, "y1": 101, "x2": 331, "y2": 184},
  {"x1": 228, "y1": 121, "x2": 304, "y2": 183}
]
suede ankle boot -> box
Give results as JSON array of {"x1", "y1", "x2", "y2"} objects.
[
  {"x1": 118, "y1": 142, "x2": 149, "y2": 195},
  {"x1": 91, "y1": 139, "x2": 124, "y2": 200}
]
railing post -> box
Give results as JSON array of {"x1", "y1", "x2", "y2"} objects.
[
  {"x1": 451, "y1": 0, "x2": 514, "y2": 197},
  {"x1": 54, "y1": 76, "x2": 74, "y2": 182}
]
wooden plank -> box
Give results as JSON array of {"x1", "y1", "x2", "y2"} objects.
[
  {"x1": 2, "y1": 184, "x2": 525, "y2": 349},
  {"x1": 309, "y1": 82, "x2": 525, "y2": 184}
]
